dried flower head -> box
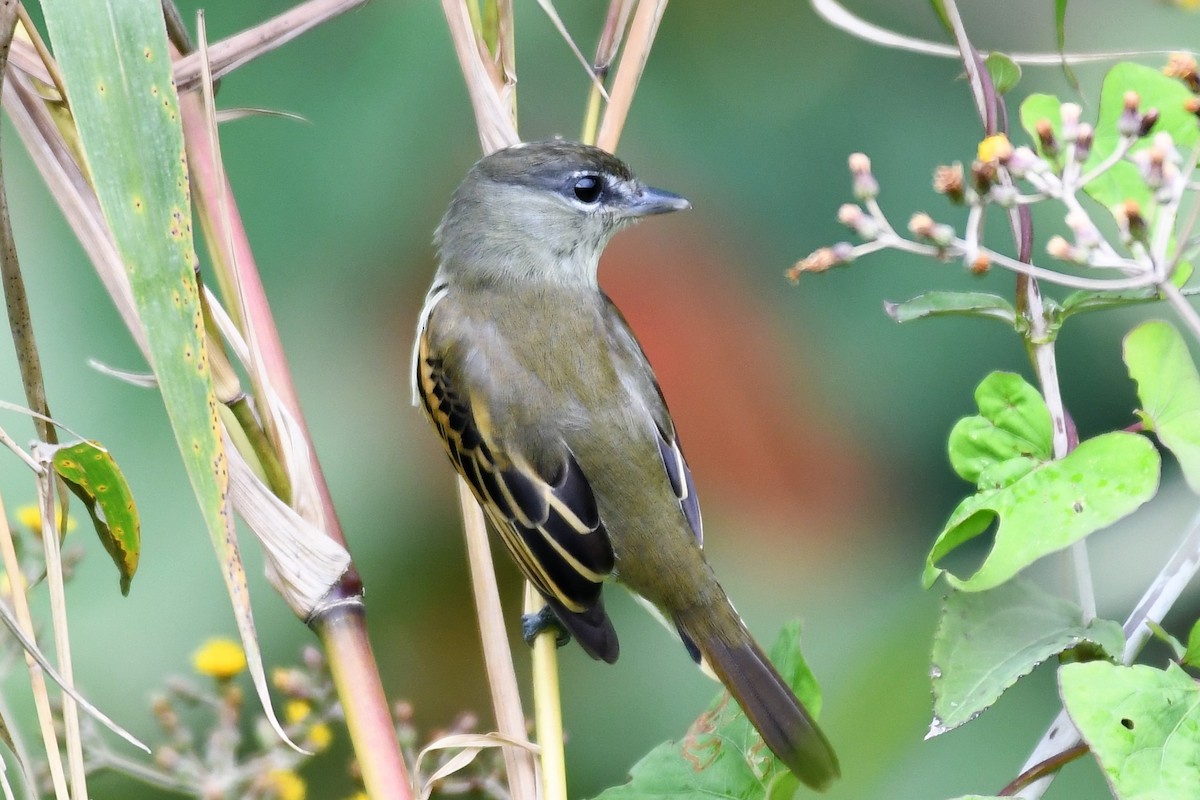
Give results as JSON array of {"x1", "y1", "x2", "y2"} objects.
[
  {"x1": 787, "y1": 244, "x2": 854, "y2": 281},
  {"x1": 1164, "y1": 52, "x2": 1200, "y2": 92},
  {"x1": 971, "y1": 159, "x2": 997, "y2": 193},
  {"x1": 933, "y1": 163, "x2": 965, "y2": 203}
]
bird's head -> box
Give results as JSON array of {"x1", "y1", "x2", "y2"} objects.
[{"x1": 435, "y1": 140, "x2": 690, "y2": 287}]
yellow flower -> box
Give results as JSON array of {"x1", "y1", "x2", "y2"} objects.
[
  {"x1": 192, "y1": 638, "x2": 246, "y2": 680},
  {"x1": 306, "y1": 722, "x2": 333, "y2": 752},
  {"x1": 265, "y1": 770, "x2": 306, "y2": 800},
  {"x1": 977, "y1": 133, "x2": 1013, "y2": 163},
  {"x1": 16, "y1": 503, "x2": 77, "y2": 534},
  {"x1": 285, "y1": 700, "x2": 312, "y2": 725}
]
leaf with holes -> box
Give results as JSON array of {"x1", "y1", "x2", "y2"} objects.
[
  {"x1": 925, "y1": 432, "x2": 1159, "y2": 591},
  {"x1": 929, "y1": 578, "x2": 1123, "y2": 737},
  {"x1": 51, "y1": 440, "x2": 140, "y2": 595},
  {"x1": 1061, "y1": 662, "x2": 1200, "y2": 798}
]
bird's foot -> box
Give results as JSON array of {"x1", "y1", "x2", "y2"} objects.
[{"x1": 521, "y1": 606, "x2": 571, "y2": 648}]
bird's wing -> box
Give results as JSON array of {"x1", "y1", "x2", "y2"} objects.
[
  {"x1": 415, "y1": 311, "x2": 617, "y2": 621},
  {"x1": 601, "y1": 295, "x2": 703, "y2": 547}
]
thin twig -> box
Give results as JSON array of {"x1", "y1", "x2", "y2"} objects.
[
  {"x1": 999, "y1": 742, "x2": 1088, "y2": 796},
  {"x1": 809, "y1": 0, "x2": 1192, "y2": 65}
]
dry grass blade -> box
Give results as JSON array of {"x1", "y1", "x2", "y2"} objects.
[
  {"x1": 596, "y1": 0, "x2": 669, "y2": 153},
  {"x1": 2, "y1": 74, "x2": 144, "y2": 351},
  {"x1": 173, "y1": 0, "x2": 369, "y2": 93},
  {"x1": 9, "y1": 0, "x2": 370, "y2": 94},
  {"x1": 35, "y1": 477, "x2": 85, "y2": 799},
  {"x1": 594, "y1": 0, "x2": 636, "y2": 75},
  {"x1": 534, "y1": 0, "x2": 609, "y2": 101},
  {"x1": 442, "y1": 0, "x2": 519, "y2": 153},
  {"x1": 416, "y1": 732, "x2": 539, "y2": 800},
  {"x1": 457, "y1": 479, "x2": 538, "y2": 800},
  {"x1": 226, "y1": 442, "x2": 352, "y2": 617}
]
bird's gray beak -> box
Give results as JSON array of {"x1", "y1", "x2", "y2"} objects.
[{"x1": 626, "y1": 185, "x2": 691, "y2": 217}]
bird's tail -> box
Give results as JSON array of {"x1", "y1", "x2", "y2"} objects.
[{"x1": 674, "y1": 601, "x2": 839, "y2": 791}]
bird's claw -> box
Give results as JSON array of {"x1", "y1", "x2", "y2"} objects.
[{"x1": 521, "y1": 606, "x2": 571, "y2": 648}]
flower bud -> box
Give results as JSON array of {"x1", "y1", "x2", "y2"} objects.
[
  {"x1": 1046, "y1": 235, "x2": 1081, "y2": 263},
  {"x1": 1114, "y1": 199, "x2": 1148, "y2": 244},
  {"x1": 1074, "y1": 123, "x2": 1094, "y2": 162},
  {"x1": 930, "y1": 224, "x2": 956, "y2": 248},
  {"x1": 1036, "y1": 119, "x2": 1058, "y2": 157},
  {"x1": 969, "y1": 253, "x2": 991, "y2": 275},
  {"x1": 1060, "y1": 103, "x2": 1082, "y2": 143},
  {"x1": 1118, "y1": 91, "x2": 1142, "y2": 137},
  {"x1": 907, "y1": 212, "x2": 935, "y2": 239},
  {"x1": 989, "y1": 183, "x2": 1017, "y2": 208},
  {"x1": 1139, "y1": 108, "x2": 1160, "y2": 137},
  {"x1": 1006, "y1": 146, "x2": 1043, "y2": 178}
]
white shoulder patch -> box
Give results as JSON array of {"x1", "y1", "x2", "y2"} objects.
[{"x1": 411, "y1": 283, "x2": 449, "y2": 407}]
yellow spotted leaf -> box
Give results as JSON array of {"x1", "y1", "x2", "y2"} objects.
[{"x1": 52, "y1": 441, "x2": 140, "y2": 595}]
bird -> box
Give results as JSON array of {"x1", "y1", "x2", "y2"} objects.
[{"x1": 412, "y1": 139, "x2": 839, "y2": 790}]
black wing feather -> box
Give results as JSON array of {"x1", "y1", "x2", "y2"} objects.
[{"x1": 417, "y1": 329, "x2": 618, "y2": 660}]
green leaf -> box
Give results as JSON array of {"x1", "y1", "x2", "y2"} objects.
[
  {"x1": 1182, "y1": 618, "x2": 1200, "y2": 668},
  {"x1": 947, "y1": 372, "x2": 1053, "y2": 487},
  {"x1": 1019, "y1": 93, "x2": 1063, "y2": 161},
  {"x1": 925, "y1": 431, "x2": 1159, "y2": 591},
  {"x1": 592, "y1": 622, "x2": 823, "y2": 800},
  {"x1": 1060, "y1": 662, "x2": 1200, "y2": 799},
  {"x1": 1125, "y1": 320, "x2": 1200, "y2": 493},
  {"x1": 929, "y1": 578, "x2": 1123, "y2": 736},
  {"x1": 42, "y1": 0, "x2": 297, "y2": 750},
  {"x1": 884, "y1": 292, "x2": 1016, "y2": 326},
  {"x1": 50, "y1": 440, "x2": 140, "y2": 595},
  {"x1": 984, "y1": 53, "x2": 1022, "y2": 96},
  {"x1": 1085, "y1": 63, "x2": 1198, "y2": 212}
]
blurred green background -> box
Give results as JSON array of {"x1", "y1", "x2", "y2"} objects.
[{"x1": 4, "y1": 1, "x2": 1200, "y2": 797}]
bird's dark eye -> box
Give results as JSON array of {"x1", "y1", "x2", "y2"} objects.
[{"x1": 573, "y1": 175, "x2": 603, "y2": 204}]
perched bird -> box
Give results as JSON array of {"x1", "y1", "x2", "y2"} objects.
[{"x1": 413, "y1": 140, "x2": 839, "y2": 790}]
